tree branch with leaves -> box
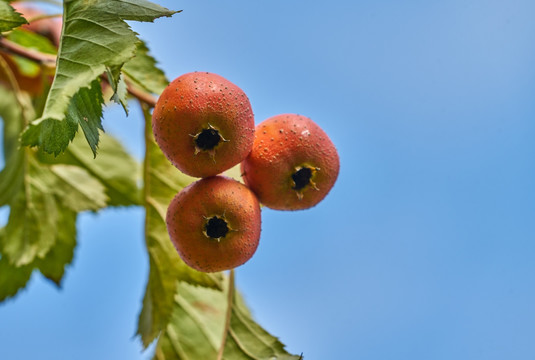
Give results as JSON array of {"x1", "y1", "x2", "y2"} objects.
[{"x1": 0, "y1": 1, "x2": 301, "y2": 359}]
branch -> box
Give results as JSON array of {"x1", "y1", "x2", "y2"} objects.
[
  {"x1": 0, "y1": 37, "x2": 56, "y2": 65},
  {"x1": 0, "y1": 37, "x2": 158, "y2": 107},
  {"x1": 125, "y1": 79, "x2": 157, "y2": 107}
]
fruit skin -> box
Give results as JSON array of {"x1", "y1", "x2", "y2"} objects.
[
  {"x1": 241, "y1": 114, "x2": 340, "y2": 210},
  {"x1": 166, "y1": 176, "x2": 261, "y2": 273},
  {"x1": 152, "y1": 72, "x2": 255, "y2": 178}
]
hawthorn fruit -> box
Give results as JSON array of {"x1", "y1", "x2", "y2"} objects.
[
  {"x1": 241, "y1": 114, "x2": 339, "y2": 210},
  {"x1": 166, "y1": 176, "x2": 261, "y2": 272},
  {"x1": 152, "y1": 72, "x2": 255, "y2": 178}
]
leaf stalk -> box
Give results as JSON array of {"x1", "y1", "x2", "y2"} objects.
[{"x1": 217, "y1": 269, "x2": 235, "y2": 360}]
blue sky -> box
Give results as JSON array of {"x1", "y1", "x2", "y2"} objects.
[{"x1": 2, "y1": 0, "x2": 535, "y2": 359}]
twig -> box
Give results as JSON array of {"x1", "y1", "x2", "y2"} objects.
[
  {"x1": 0, "y1": 37, "x2": 56, "y2": 65},
  {"x1": 26, "y1": 13, "x2": 62, "y2": 23},
  {"x1": 15, "y1": 0, "x2": 62, "y2": 7},
  {"x1": 0, "y1": 37, "x2": 159, "y2": 107},
  {"x1": 125, "y1": 79, "x2": 157, "y2": 107}
]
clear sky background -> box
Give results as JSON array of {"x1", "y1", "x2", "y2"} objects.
[{"x1": 2, "y1": 0, "x2": 535, "y2": 359}]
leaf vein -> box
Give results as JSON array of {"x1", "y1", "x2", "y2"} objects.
[
  {"x1": 57, "y1": 57, "x2": 93, "y2": 70},
  {"x1": 66, "y1": 17, "x2": 125, "y2": 36},
  {"x1": 175, "y1": 295, "x2": 220, "y2": 351},
  {"x1": 62, "y1": 34, "x2": 116, "y2": 53},
  {"x1": 228, "y1": 329, "x2": 257, "y2": 360}
]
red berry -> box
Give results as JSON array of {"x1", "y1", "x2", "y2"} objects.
[
  {"x1": 241, "y1": 114, "x2": 339, "y2": 210},
  {"x1": 152, "y1": 72, "x2": 255, "y2": 178},
  {"x1": 166, "y1": 176, "x2": 261, "y2": 272}
]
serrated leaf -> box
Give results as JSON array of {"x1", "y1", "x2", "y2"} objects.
[
  {"x1": 155, "y1": 282, "x2": 227, "y2": 360},
  {"x1": 222, "y1": 291, "x2": 302, "y2": 360},
  {"x1": 0, "y1": 76, "x2": 35, "y2": 150},
  {"x1": 0, "y1": 251, "x2": 33, "y2": 301},
  {"x1": 20, "y1": 0, "x2": 177, "y2": 156},
  {"x1": 2, "y1": 186, "x2": 59, "y2": 266},
  {"x1": 123, "y1": 40, "x2": 169, "y2": 95},
  {"x1": 0, "y1": 87, "x2": 26, "y2": 206},
  {"x1": 36, "y1": 206, "x2": 76, "y2": 285},
  {"x1": 0, "y1": 85, "x2": 105, "y2": 293},
  {"x1": 22, "y1": 79, "x2": 105, "y2": 157},
  {"x1": 67, "y1": 79, "x2": 105, "y2": 157},
  {"x1": 7, "y1": 28, "x2": 57, "y2": 55},
  {"x1": 106, "y1": 66, "x2": 129, "y2": 114},
  {"x1": 48, "y1": 164, "x2": 109, "y2": 211},
  {"x1": 137, "y1": 105, "x2": 223, "y2": 347},
  {"x1": 0, "y1": 228, "x2": 33, "y2": 302},
  {"x1": 38, "y1": 132, "x2": 141, "y2": 206},
  {"x1": 155, "y1": 278, "x2": 302, "y2": 360},
  {"x1": 0, "y1": 150, "x2": 24, "y2": 206},
  {"x1": 68, "y1": 132, "x2": 140, "y2": 205},
  {"x1": 0, "y1": 70, "x2": 133, "y2": 302},
  {"x1": 0, "y1": 207, "x2": 76, "y2": 297},
  {"x1": 0, "y1": 1, "x2": 28, "y2": 32}
]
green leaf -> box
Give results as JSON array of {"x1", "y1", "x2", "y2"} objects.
[
  {"x1": 155, "y1": 276, "x2": 302, "y2": 360},
  {"x1": 7, "y1": 28, "x2": 57, "y2": 55},
  {"x1": 156, "y1": 282, "x2": 227, "y2": 360},
  {"x1": 0, "y1": 228, "x2": 34, "y2": 301},
  {"x1": 67, "y1": 79, "x2": 105, "y2": 157},
  {"x1": 222, "y1": 290, "x2": 302, "y2": 360},
  {"x1": 36, "y1": 206, "x2": 76, "y2": 285},
  {"x1": 137, "y1": 104, "x2": 223, "y2": 347},
  {"x1": 0, "y1": 254, "x2": 33, "y2": 302},
  {"x1": 0, "y1": 1, "x2": 28, "y2": 32},
  {"x1": 68, "y1": 132, "x2": 141, "y2": 206},
  {"x1": 123, "y1": 40, "x2": 169, "y2": 95},
  {"x1": 20, "y1": 112, "x2": 77, "y2": 156},
  {"x1": 40, "y1": 132, "x2": 142, "y2": 206},
  {"x1": 0, "y1": 76, "x2": 34, "y2": 151},
  {"x1": 34, "y1": 125, "x2": 142, "y2": 207},
  {"x1": 47, "y1": 164, "x2": 109, "y2": 212},
  {"x1": 2, "y1": 185, "x2": 59, "y2": 266},
  {"x1": 106, "y1": 66, "x2": 129, "y2": 114},
  {"x1": 0, "y1": 86, "x2": 26, "y2": 207},
  {"x1": 20, "y1": 0, "x2": 178, "y2": 156},
  {"x1": 0, "y1": 70, "x2": 132, "y2": 301},
  {"x1": 0, "y1": 207, "x2": 76, "y2": 297},
  {"x1": 22, "y1": 79, "x2": 105, "y2": 157},
  {"x1": 0, "y1": 150, "x2": 24, "y2": 207}
]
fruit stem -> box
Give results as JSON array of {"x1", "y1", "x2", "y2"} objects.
[
  {"x1": 0, "y1": 38, "x2": 56, "y2": 65},
  {"x1": 217, "y1": 269, "x2": 235, "y2": 360},
  {"x1": 141, "y1": 101, "x2": 152, "y2": 234}
]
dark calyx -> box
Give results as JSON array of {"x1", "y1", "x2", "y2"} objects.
[
  {"x1": 205, "y1": 216, "x2": 229, "y2": 239},
  {"x1": 292, "y1": 167, "x2": 313, "y2": 190},
  {"x1": 196, "y1": 128, "x2": 221, "y2": 150}
]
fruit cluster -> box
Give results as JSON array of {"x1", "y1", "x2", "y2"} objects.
[{"x1": 153, "y1": 72, "x2": 340, "y2": 272}]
